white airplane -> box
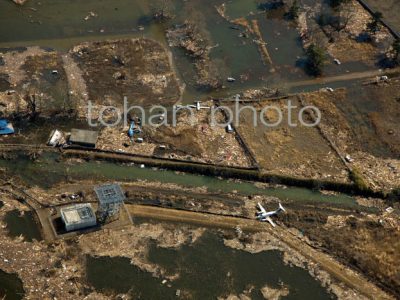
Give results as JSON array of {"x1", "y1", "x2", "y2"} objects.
[
  {"x1": 187, "y1": 101, "x2": 210, "y2": 111},
  {"x1": 256, "y1": 202, "x2": 286, "y2": 227}
]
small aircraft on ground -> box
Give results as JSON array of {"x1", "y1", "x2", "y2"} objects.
[
  {"x1": 187, "y1": 101, "x2": 210, "y2": 111},
  {"x1": 256, "y1": 202, "x2": 286, "y2": 227}
]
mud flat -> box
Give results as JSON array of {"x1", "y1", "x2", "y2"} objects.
[
  {"x1": 301, "y1": 83, "x2": 400, "y2": 193},
  {"x1": 231, "y1": 96, "x2": 349, "y2": 183},
  {"x1": 0, "y1": 38, "x2": 181, "y2": 121},
  {"x1": 71, "y1": 38, "x2": 181, "y2": 116},
  {"x1": 0, "y1": 46, "x2": 71, "y2": 118}
]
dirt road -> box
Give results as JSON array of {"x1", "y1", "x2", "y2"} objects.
[
  {"x1": 128, "y1": 204, "x2": 394, "y2": 300},
  {"x1": 286, "y1": 67, "x2": 400, "y2": 90}
]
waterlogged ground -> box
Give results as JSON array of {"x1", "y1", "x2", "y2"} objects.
[
  {"x1": 0, "y1": 0, "x2": 309, "y2": 100},
  {"x1": 4, "y1": 209, "x2": 42, "y2": 242},
  {"x1": 86, "y1": 231, "x2": 333, "y2": 299},
  {"x1": 0, "y1": 270, "x2": 24, "y2": 300}
]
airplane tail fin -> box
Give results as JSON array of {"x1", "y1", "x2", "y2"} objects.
[{"x1": 279, "y1": 203, "x2": 286, "y2": 212}]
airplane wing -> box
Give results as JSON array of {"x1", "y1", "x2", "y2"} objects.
[
  {"x1": 257, "y1": 202, "x2": 267, "y2": 214},
  {"x1": 264, "y1": 216, "x2": 276, "y2": 227}
]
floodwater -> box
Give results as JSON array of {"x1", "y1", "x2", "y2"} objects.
[
  {"x1": 0, "y1": 270, "x2": 24, "y2": 300},
  {"x1": 0, "y1": 152, "x2": 360, "y2": 208},
  {"x1": 86, "y1": 231, "x2": 334, "y2": 299},
  {"x1": 0, "y1": 0, "x2": 343, "y2": 101},
  {"x1": 4, "y1": 209, "x2": 42, "y2": 241}
]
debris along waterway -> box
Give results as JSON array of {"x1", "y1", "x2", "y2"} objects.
[
  {"x1": 0, "y1": 151, "x2": 358, "y2": 207},
  {"x1": 86, "y1": 230, "x2": 333, "y2": 299}
]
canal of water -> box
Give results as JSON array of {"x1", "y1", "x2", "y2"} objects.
[{"x1": 0, "y1": 152, "x2": 360, "y2": 208}]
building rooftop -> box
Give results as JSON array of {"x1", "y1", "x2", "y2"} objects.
[
  {"x1": 60, "y1": 203, "x2": 96, "y2": 228},
  {"x1": 94, "y1": 183, "x2": 125, "y2": 205}
]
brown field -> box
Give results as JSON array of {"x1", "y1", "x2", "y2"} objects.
[
  {"x1": 302, "y1": 82, "x2": 400, "y2": 192},
  {"x1": 232, "y1": 97, "x2": 349, "y2": 182},
  {"x1": 71, "y1": 38, "x2": 181, "y2": 111},
  {"x1": 365, "y1": 0, "x2": 400, "y2": 33}
]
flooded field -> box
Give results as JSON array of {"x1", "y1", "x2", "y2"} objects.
[
  {"x1": 0, "y1": 270, "x2": 24, "y2": 300},
  {"x1": 0, "y1": 0, "x2": 382, "y2": 102},
  {"x1": 4, "y1": 209, "x2": 42, "y2": 241},
  {"x1": 86, "y1": 230, "x2": 333, "y2": 299}
]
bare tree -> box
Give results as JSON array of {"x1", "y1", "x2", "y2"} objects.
[{"x1": 25, "y1": 93, "x2": 40, "y2": 121}]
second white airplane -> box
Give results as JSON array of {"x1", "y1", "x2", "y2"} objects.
[{"x1": 256, "y1": 202, "x2": 286, "y2": 227}]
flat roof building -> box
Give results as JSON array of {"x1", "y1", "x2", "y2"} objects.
[
  {"x1": 69, "y1": 129, "x2": 98, "y2": 148},
  {"x1": 60, "y1": 203, "x2": 97, "y2": 232}
]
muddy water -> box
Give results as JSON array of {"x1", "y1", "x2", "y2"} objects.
[
  {"x1": 0, "y1": 0, "x2": 309, "y2": 101},
  {"x1": 0, "y1": 270, "x2": 24, "y2": 300},
  {"x1": 86, "y1": 231, "x2": 333, "y2": 299},
  {"x1": 0, "y1": 0, "x2": 376, "y2": 103},
  {"x1": 0, "y1": 152, "x2": 358, "y2": 207},
  {"x1": 4, "y1": 209, "x2": 42, "y2": 241}
]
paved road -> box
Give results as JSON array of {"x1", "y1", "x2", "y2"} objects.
[{"x1": 128, "y1": 204, "x2": 393, "y2": 300}]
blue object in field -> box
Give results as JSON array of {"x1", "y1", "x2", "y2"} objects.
[
  {"x1": 0, "y1": 119, "x2": 14, "y2": 135},
  {"x1": 128, "y1": 121, "x2": 135, "y2": 138}
]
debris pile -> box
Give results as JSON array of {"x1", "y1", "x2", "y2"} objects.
[{"x1": 167, "y1": 23, "x2": 222, "y2": 90}]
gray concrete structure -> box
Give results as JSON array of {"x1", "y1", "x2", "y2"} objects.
[
  {"x1": 69, "y1": 129, "x2": 99, "y2": 148},
  {"x1": 60, "y1": 203, "x2": 97, "y2": 232}
]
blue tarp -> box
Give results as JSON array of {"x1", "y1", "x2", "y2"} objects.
[{"x1": 0, "y1": 119, "x2": 14, "y2": 135}]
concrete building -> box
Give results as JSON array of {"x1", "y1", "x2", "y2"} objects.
[
  {"x1": 95, "y1": 183, "x2": 125, "y2": 219},
  {"x1": 60, "y1": 203, "x2": 97, "y2": 232},
  {"x1": 69, "y1": 129, "x2": 98, "y2": 148}
]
